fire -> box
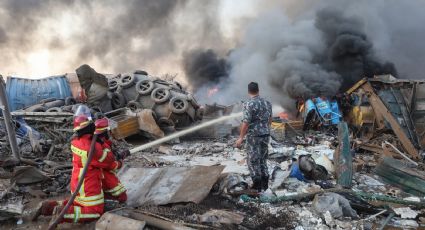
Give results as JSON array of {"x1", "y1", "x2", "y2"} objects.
[
  {"x1": 207, "y1": 86, "x2": 219, "y2": 97},
  {"x1": 279, "y1": 112, "x2": 289, "y2": 120}
]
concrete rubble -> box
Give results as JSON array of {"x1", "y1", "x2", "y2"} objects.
[{"x1": 1, "y1": 74, "x2": 425, "y2": 229}]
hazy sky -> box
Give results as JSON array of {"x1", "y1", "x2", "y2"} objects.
[{"x1": 0, "y1": 0, "x2": 261, "y2": 78}]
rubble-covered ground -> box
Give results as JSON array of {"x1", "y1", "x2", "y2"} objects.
[{"x1": 1, "y1": 115, "x2": 425, "y2": 229}]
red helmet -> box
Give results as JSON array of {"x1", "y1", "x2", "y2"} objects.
[
  {"x1": 94, "y1": 118, "x2": 109, "y2": 134},
  {"x1": 73, "y1": 115, "x2": 91, "y2": 132}
]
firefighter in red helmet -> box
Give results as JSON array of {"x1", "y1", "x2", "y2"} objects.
[
  {"x1": 33, "y1": 105, "x2": 123, "y2": 223},
  {"x1": 94, "y1": 117, "x2": 128, "y2": 203}
]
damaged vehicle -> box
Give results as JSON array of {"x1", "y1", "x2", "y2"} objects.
[
  {"x1": 76, "y1": 64, "x2": 204, "y2": 133},
  {"x1": 298, "y1": 96, "x2": 342, "y2": 130}
]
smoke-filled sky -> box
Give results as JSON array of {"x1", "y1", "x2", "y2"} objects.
[{"x1": 1, "y1": 0, "x2": 425, "y2": 110}]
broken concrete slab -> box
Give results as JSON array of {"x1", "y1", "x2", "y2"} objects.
[
  {"x1": 96, "y1": 212, "x2": 146, "y2": 230},
  {"x1": 312, "y1": 192, "x2": 358, "y2": 219},
  {"x1": 393, "y1": 207, "x2": 418, "y2": 219},
  {"x1": 137, "y1": 109, "x2": 164, "y2": 138},
  {"x1": 196, "y1": 209, "x2": 244, "y2": 225},
  {"x1": 118, "y1": 165, "x2": 225, "y2": 206},
  {"x1": 12, "y1": 166, "x2": 50, "y2": 185}
]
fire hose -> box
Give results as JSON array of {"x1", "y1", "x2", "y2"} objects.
[
  {"x1": 47, "y1": 134, "x2": 98, "y2": 230},
  {"x1": 129, "y1": 112, "x2": 243, "y2": 154},
  {"x1": 47, "y1": 112, "x2": 242, "y2": 228}
]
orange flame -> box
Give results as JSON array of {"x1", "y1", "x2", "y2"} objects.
[{"x1": 279, "y1": 112, "x2": 289, "y2": 120}]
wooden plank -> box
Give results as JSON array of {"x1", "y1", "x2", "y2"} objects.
[
  {"x1": 110, "y1": 115, "x2": 140, "y2": 139},
  {"x1": 361, "y1": 82, "x2": 420, "y2": 159}
]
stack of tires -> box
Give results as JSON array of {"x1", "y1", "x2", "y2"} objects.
[
  {"x1": 107, "y1": 70, "x2": 204, "y2": 130},
  {"x1": 24, "y1": 97, "x2": 77, "y2": 113}
]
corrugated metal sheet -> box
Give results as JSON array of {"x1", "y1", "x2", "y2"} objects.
[
  {"x1": 6, "y1": 75, "x2": 72, "y2": 111},
  {"x1": 378, "y1": 89, "x2": 420, "y2": 148},
  {"x1": 118, "y1": 165, "x2": 225, "y2": 206}
]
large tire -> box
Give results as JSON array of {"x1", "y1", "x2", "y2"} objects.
[
  {"x1": 119, "y1": 74, "x2": 136, "y2": 88},
  {"x1": 40, "y1": 98, "x2": 56, "y2": 104},
  {"x1": 151, "y1": 88, "x2": 170, "y2": 104},
  {"x1": 46, "y1": 107, "x2": 62, "y2": 112},
  {"x1": 27, "y1": 105, "x2": 45, "y2": 112},
  {"x1": 169, "y1": 97, "x2": 189, "y2": 114},
  {"x1": 65, "y1": 97, "x2": 76, "y2": 105},
  {"x1": 174, "y1": 82, "x2": 183, "y2": 90},
  {"x1": 127, "y1": 100, "x2": 142, "y2": 112},
  {"x1": 136, "y1": 80, "x2": 155, "y2": 95},
  {"x1": 111, "y1": 93, "x2": 126, "y2": 109},
  {"x1": 134, "y1": 70, "x2": 148, "y2": 75},
  {"x1": 108, "y1": 79, "x2": 119, "y2": 91}
]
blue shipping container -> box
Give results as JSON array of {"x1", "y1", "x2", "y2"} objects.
[{"x1": 6, "y1": 75, "x2": 72, "y2": 111}]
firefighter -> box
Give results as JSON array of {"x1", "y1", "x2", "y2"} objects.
[
  {"x1": 94, "y1": 117, "x2": 128, "y2": 203},
  {"x1": 32, "y1": 105, "x2": 123, "y2": 223}
]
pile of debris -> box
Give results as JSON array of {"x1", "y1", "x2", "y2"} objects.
[{"x1": 2, "y1": 73, "x2": 425, "y2": 229}]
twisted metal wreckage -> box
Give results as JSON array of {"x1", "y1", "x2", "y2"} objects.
[{"x1": 2, "y1": 70, "x2": 425, "y2": 229}]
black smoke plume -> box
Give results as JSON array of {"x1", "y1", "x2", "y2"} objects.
[
  {"x1": 182, "y1": 49, "x2": 229, "y2": 91},
  {"x1": 315, "y1": 9, "x2": 397, "y2": 90}
]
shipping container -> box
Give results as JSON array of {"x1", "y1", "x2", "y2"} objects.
[{"x1": 6, "y1": 75, "x2": 72, "y2": 111}]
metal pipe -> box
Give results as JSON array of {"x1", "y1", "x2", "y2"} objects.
[
  {"x1": 0, "y1": 76, "x2": 20, "y2": 162},
  {"x1": 47, "y1": 134, "x2": 98, "y2": 230}
]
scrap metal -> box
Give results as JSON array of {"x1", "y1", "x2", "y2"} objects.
[
  {"x1": 118, "y1": 165, "x2": 225, "y2": 206},
  {"x1": 0, "y1": 76, "x2": 20, "y2": 161}
]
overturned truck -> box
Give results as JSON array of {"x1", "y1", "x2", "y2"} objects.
[{"x1": 75, "y1": 65, "x2": 204, "y2": 134}]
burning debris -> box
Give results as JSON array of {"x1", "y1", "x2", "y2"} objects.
[{"x1": 2, "y1": 1, "x2": 425, "y2": 229}]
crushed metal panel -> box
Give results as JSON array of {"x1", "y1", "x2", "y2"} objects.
[
  {"x1": 119, "y1": 165, "x2": 225, "y2": 206},
  {"x1": 375, "y1": 157, "x2": 425, "y2": 196},
  {"x1": 378, "y1": 89, "x2": 420, "y2": 148},
  {"x1": 334, "y1": 122, "x2": 353, "y2": 188},
  {"x1": 361, "y1": 82, "x2": 420, "y2": 159}
]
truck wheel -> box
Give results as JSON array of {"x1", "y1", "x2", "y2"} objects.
[
  {"x1": 46, "y1": 107, "x2": 62, "y2": 112},
  {"x1": 136, "y1": 80, "x2": 155, "y2": 95},
  {"x1": 127, "y1": 100, "x2": 142, "y2": 112},
  {"x1": 169, "y1": 97, "x2": 189, "y2": 114},
  {"x1": 108, "y1": 79, "x2": 119, "y2": 91},
  {"x1": 111, "y1": 93, "x2": 126, "y2": 109},
  {"x1": 134, "y1": 70, "x2": 148, "y2": 75},
  {"x1": 120, "y1": 74, "x2": 136, "y2": 88},
  {"x1": 151, "y1": 88, "x2": 170, "y2": 104}
]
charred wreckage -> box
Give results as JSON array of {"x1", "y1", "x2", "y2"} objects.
[{"x1": 2, "y1": 68, "x2": 425, "y2": 229}]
